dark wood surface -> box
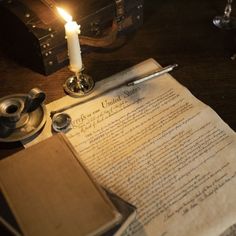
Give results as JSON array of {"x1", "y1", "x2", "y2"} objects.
[{"x1": 0, "y1": 0, "x2": 236, "y2": 159}]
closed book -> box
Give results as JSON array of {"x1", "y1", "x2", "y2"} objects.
[{"x1": 0, "y1": 134, "x2": 121, "y2": 236}]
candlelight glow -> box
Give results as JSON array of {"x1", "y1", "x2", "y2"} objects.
[{"x1": 57, "y1": 7, "x2": 72, "y2": 22}]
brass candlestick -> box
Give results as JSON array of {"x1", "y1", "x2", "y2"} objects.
[{"x1": 63, "y1": 68, "x2": 95, "y2": 97}]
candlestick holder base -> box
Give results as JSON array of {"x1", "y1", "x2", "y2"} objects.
[{"x1": 63, "y1": 71, "x2": 95, "y2": 97}]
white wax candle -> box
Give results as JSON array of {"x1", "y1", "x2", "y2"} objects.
[
  {"x1": 65, "y1": 21, "x2": 82, "y2": 73},
  {"x1": 57, "y1": 7, "x2": 82, "y2": 73}
]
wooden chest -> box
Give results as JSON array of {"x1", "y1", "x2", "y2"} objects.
[{"x1": 0, "y1": 0, "x2": 143, "y2": 75}]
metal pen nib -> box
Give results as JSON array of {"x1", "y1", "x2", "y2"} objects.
[{"x1": 127, "y1": 64, "x2": 178, "y2": 86}]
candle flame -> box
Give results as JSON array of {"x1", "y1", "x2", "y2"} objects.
[{"x1": 57, "y1": 7, "x2": 72, "y2": 22}]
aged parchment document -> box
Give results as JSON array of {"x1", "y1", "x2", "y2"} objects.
[{"x1": 25, "y1": 59, "x2": 236, "y2": 236}]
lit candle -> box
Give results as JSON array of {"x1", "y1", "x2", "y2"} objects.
[{"x1": 57, "y1": 7, "x2": 82, "y2": 73}]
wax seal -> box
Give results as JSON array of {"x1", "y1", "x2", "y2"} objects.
[{"x1": 52, "y1": 113, "x2": 72, "y2": 133}]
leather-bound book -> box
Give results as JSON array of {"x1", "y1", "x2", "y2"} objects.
[{"x1": 0, "y1": 134, "x2": 121, "y2": 236}]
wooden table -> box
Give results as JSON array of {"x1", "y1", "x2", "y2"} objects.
[{"x1": 0, "y1": 0, "x2": 236, "y2": 159}]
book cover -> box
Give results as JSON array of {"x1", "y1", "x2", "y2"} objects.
[{"x1": 0, "y1": 134, "x2": 121, "y2": 236}]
